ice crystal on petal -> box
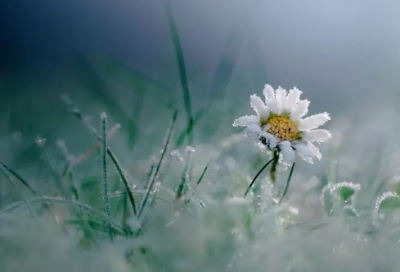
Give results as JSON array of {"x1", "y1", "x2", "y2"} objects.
[{"x1": 233, "y1": 84, "x2": 331, "y2": 165}]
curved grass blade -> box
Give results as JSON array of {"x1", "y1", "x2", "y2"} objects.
[
  {"x1": 138, "y1": 109, "x2": 178, "y2": 218},
  {"x1": 244, "y1": 158, "x2": 274, "y2": 196},
  {"x1": 0, "y1": 163, "x2": 69, "y2": 232}
]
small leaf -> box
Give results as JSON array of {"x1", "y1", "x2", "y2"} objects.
[
  {"x1": 330, "y1": 181, "x2": 361, "y2": 202},
  {"x1": 375, "y1": 191, "x2": 400, "y2": 212}
]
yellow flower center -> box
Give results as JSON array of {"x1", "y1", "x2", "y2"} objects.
[{"x1": 263, "y1": 115, "x2": 301, "y2": 142}]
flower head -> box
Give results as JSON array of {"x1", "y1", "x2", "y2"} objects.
[{"x1": 233, "y1": 84, "x2": 331, "y2": 164}]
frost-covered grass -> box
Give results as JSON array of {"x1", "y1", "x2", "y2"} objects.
[
  {"x1": 2, "y1": 3, "x2": 400, "y2": 271},
  {"x1": 2, "y1": 99, "x2": 400, "y2": 272}
]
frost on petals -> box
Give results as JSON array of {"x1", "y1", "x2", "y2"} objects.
[
  {"x1": 290, "y1": 100, "x2": 310, "y2": 121},
  {"x1": 233, "y1": 115, "x2": 260, "y2": 127},
  {"x1": 302, "y1": 129, "x2": 332, "y2": 143},
  {"x1": 250, "y1": 95, "x2": 269, "y2": 120},
  {"x1": 298, "y1": 112, "x2": 330, "y2": 131},
  {"x1": 232, "y1": 84, "x2": 331, "y2": 164}
]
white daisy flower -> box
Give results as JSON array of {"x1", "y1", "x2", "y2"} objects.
[{"x1": 233, "y1": 84, "x2": 331, "y2": 164}]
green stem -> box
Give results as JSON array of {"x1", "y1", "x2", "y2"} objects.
[
  {"x1": 278, "y1": 162, "x2": 296, "y2": 205},
  {"x1": 244, "y1": 158, "x2": 275, "y2": 196},
  {"x1": 269, "y1": 151, "x2": 280, "y2": 183}
]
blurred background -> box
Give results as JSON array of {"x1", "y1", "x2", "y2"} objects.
[{"x1": 0, "y1": 0, "x2": 400, "y2": 179}]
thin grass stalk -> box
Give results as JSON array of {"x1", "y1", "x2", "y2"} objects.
[
  {"x1": 122, "y1": 193, "x2": 128, "y2": 228},
  {"x1": 68, "y1": 171, "x2": 79, "y2": 200},
  {"x1": 138, "y1": 109, "x2": 178, "y2": 218},
  {"x1": 143, "y1": 163, "x2": 156, "y2": 192},
  {"x1": 101, "y1": 113, "x2": 113, "y2": 240},
  {"x1": 176, "y1": 154, "x2": 191, "y2": 200},
  {"x1": 176, "y1": 107, "x2": 206, "y2": 147},
  {"x1": 191, "y1": 162, "x2": 209, "y2": 197},
  {"x1": 0, "y1": 160, "x2": 36, "y2": 194},
  {"x1": 61, "y1": 95, "x2": 137, "y2": 215},
  {"x1": 278, "y1": 162, "x2": 296, "y2": 205},
  {"x1": 61, "y1": 123, "x2": 121, "y2": 179}
]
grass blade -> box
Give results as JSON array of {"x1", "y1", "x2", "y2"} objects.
[
  {"x1": 0, "y1": 160, "x2": 36, "y2": 194},
  {"x1": 192, "y1": 162, "x2": 209, "y2": 197},
  {"x1": 100, "y1": 113, "x2": 113, "y2": 240},
  {"x1": 165, "y1": 0, "x2": 194, "y2": 144},
  {"x1": 176, "y1": 107, "x2": 207, "y2": 147},
  {"x1": 61, "y1": 95, "x2": 137, "y2": 216},
  {"x1": 244, "y1": 158, "x2": 274, "y2": 196},
  {"x1": 138, "y1": 109, "x2": 178, "y2": 218},
  {"x1": 278, "y1": 162, "x2": 296, "y2": 205},
  {"x1": 176, "y1": 154, "x2": 191, "y2": 200}
]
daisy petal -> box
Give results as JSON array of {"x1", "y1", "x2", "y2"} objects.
[
  {"x1": 275, "y1": 86, "x2": 287, "y2": 114},
  {"x1": 279, "y1": 141, "x2": 295, "y2": 163},
  {"x1": 263, "y1": 85, "x2": 279, "y2": 113},
  {"x1": 307, "y1": 142, "x2": 322, "y2": 160},
  {"x1": 302, "y1": 129, "x2": 331, "y2": 143},
  {"x1": 298, "y1": 112, "x2": 331, "y2": 131},
  {"x1": 233, "y1": 115, "x2": 260, "y2": 127},
  {"x1": 263, "y1": 84, "x2": 275, "y2": 102},
  {"x1": 293, "y1": 143, "x2": 315, "y2": 163},
  {"x1": 290, "y1": 99, "x2": 310, "y2": 121},
  {"x1": 266, "y1": 99, "x2": 278, "y2": 114},
  {"x1": 284, "y1": 87, "x2": 302, "y2": 113},
  {"x1": 250, "y1": 95, "x2": 269, "y2": 120},
  {"x1": 245, "y1": 124, "x2": 262, "y2": 135}
]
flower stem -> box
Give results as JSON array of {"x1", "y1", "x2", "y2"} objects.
[
  {"x1": 244, "y1": 158, "x2": 275, "y2": 196},
  {"x1": 278, "y1": 162, "x2": 296, "y2": 205},
  {"x1": 269, "y1": 151, "x2": 280, "y2": 183}
]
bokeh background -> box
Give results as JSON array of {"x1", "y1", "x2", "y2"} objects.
[{"x1": 1, "y1": 0, "x2": 400, "y2": 176}]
